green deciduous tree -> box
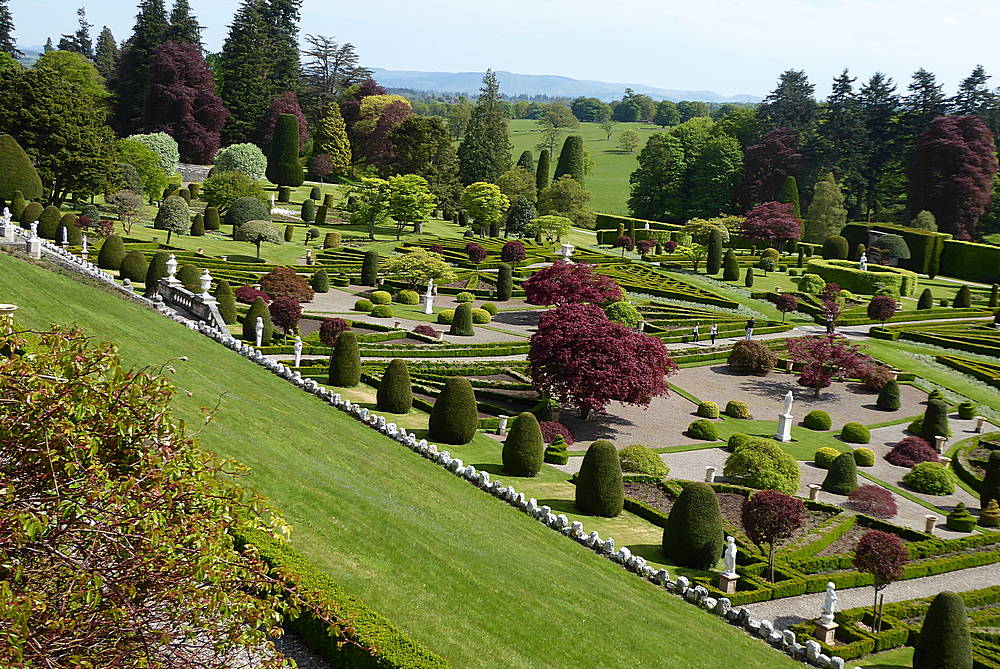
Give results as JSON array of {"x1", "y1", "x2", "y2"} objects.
[
  {"x1": 153, "y1": 194, "x2": 190, "y2": 243},
  {"x1": 687, "y1": 134, "x2": 742, "y2": 218},
  {"x1": 653, "y1": 100, "x2": 680, "y2": 127},
  {"x1": 627, "y1": 132, "x2": 685, "y2": 221},
  {"x1": 461, "y1": 181, "x2": 509, "y2": 236},
  {"x1": 537, "y1": 175, "x2": 594, "y2": 229},
  {"x1": 387, "y1": 174, "x2": 436, "y2": 239},
  {"x1": 235, "y1": 219, "x2": 282, "y2": 258},
  {"x1": 381, "y1": 248, "x2": 454, "y2": 290},
  {"x1": 348, "y1": 177, "x2": 391, "y2": 241},
  {"x1": 385, "y1": 115, "x2": 461, "y2": 211}
]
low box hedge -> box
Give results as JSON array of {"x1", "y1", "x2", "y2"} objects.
[{"x1": 805, "y1": 258, "x2": 919, "y2": 296}]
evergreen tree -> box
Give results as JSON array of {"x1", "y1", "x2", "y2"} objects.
[
  {"x1": 327, "y1": 331, "x2": 360, "y2": 386},
  {"x1": 166, "y1": 0, "x2": 202, "y2": 46},
  {"x1": 428, "y1": 377, "x2": 478, "y2": 445},
  {"x1": 912, "y1": 591, "x2": 973, "y2": 669},
  {"x1": 0, "y1": 0, "x2": 20, "y2": 58},
  {"x1": 917, "y1": 288, "x2": 934, "y2": 310},
  {"x1": 911, "y1": 210, "x2": 937, "y2": 231},
  {"x1": 535, "y1": 148, "x2": 550, "y2": 190},
  {"x1": 312, "y1": 101, "x2": 351, "y2": 174},
  {"x1": 777, "y1": 175, "x2": 801, "y2": 218},
  {"x1": 385, "y1": 115, "x2": 461, "y2": 212},
  {"x1": 662, "y1": 481, "x2": 724, "y2": 568},
  {"x1": 0, "y1": 134, "x2": 43, "y2": 201},
  {"x1": 804, "y1": 172, "x2": 847, "y2": 243},
  {"x1": 501, "y1": 412, "x2": 544, "y2": 477},
  {"x1": 214, "y1": 279, "x2": 237, "y2": 324},
  {"x1": 902, "y1": 68, "x2": 949, "y2": 148},
  {"x1": 575, "y1": 440, "x2": 624, "y2": 517},
  {"x1": 266, "y1": 113, "x2": 303, "y2": 186},
  {"x1": 822, "y1": 452, "x2": 858, "y2": 494},
  {"x1": 43, "y1": 38, "x2": 53, "y2": 53},
  {"x1": 627, "y1": 132, "x2": 686, "y2": 221},
  {"x1": 952, "y1": 65, "x2": 995, "y2": 119},
  {"x1": 59, "y1": 7, "x2": 93, "y2": 59},
  {"x1": 814, "y1": 69, "x2": 868, "y2": 216},
  {"x1": 858, "y1": 72, "x2": 900, "y2": 220},
  {"x1": 218, "y1": 0, "x2": 272, "y2": 145},
  {"x1": 259, "y1": 0, "x2": 301, "y2": 95},
  {"x1": 706, "y1": 229, "x2": 723, "y2": 274},
  {"x1": 110, "y1": 0, "x2": 169, "y2": 135},
  {"x1": 517, "y1": 150, "x2": 534, "y2": 172},
  {"x1": 505, "y1": 197, "x2": 535, "y2": 237},
  {"x1": 554, "y1": 135, "x2": 585, "y2": 186},
  {"x1": 758, "y1": 69, "x2": 816, "y2": 131},
  {"x1": 94, "y1": 27, "x2": 119, "y2": 80},
  {"x1": 377, "y1": 359, "x2": 413, "y2": 414},
  {"x1": 457, "y1": 70, "x2": 512, "y2": 185}
]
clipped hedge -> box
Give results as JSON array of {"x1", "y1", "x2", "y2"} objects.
[{"x1": 805, "y1": 258, "x2": 918, "y2": 296}]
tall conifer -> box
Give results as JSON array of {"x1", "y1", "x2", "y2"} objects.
[
  {"x1": 457, "y1": 70, "x2": 512, "y2": 185},
  {"x1": 94, "y1": 27, "x2": 119, "y2": 80},
  {"x1": 166, "y1": 0, "x2": 202, "y2": 46},
  {"x1": 111, "y1": 0, "x2": 169, "y2": 135},
  {"x1": 218, "y1": 0, "x2": 272, "y2": 145},
  {"x1": 0, "y1": 0, "x2": 20, "y2": 58},
  {"x1": 312, "y1": 101, "x2": 351, "y2": 173},
  {"x1": 260, "y1": 0, "x2": 301, "y2": 94}
]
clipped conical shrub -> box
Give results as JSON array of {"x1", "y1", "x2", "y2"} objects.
[
  {"x1": 20, "y1": 201, "x2": 43, "y2": 227},
  {"x1": 309, "y1": 185, "x2": 321, "y2": 200},
  {"x1": 990, "y1": 283, "x2": 999, "y2": 308},
  {"x1": 361, "y1": 250, "x2": 379, "y2": 286},
  {"x1": 301, "y1": 198, "x2": 315, "y2": 222},
  {"x1": 877, "y1": 380, "x2": 901, "y2": 411},
  {"x1": 723, "y1": 249, "x2": 740, "y2": 281},
  {"x1": 554, "y1": 135, "x2": 586, "y2": 185},
  {"x1": 376, "y1": 359, "x2": 413, "y2": 414},
  {"x1": 0, "y1": 134, "x2": 43, "y2": 200},
  {"x1": 575, "y1": 440, "x2": 624, "y2": 517},
  {"x1": 266, "y1": 113, "x2": 304, "y2": 187},
  {"x1": 97, "y1": 234, "x2": 126, "y2": 270},
  {"x1": 10, "y1": 189, "x2": 25, "y2": 220},
  {"x1": 118, "y1": 250, "x2": 148, "y2": 283},
  {"x1": 536, "y1": 148, "x2": 551, "y2": 190},
  {"x1": 501, "y1": 412, "x2": 544, "y2": 477},
  {"x1": 428, "y1": 377, "x2": 478, "y2": 445},
  {"x1": 176, "y1": 264, "x2": 201, "y2": 292},
  {"x1": 37, "y1": 205, "x2": 62, "y2": 239},
  {"x1": 917, "y1": 288, "x2": 934, "y2": 310},
  {"x1": 204, "y1": 206, "x2": 221, "y2": 231},
  {"x1": 190, "y1": 213, "x2": 205, "y2": 236},
  {"x1": 921, "y1": 399, "x2": 951, "y2": 442},
  {"x1": 662, "y1": 481, "x2": 724, "y2": 568},
  {"x1": 315, "y1": 204, "x2": 327, "y2": 225},
  {"x1": 954, "y1": 285, "x2": 972, "y2": 308},
  {"x1": 310, "y1": 268, "x2": 330, "y2": 293},
  {"x1": 449, "y1": 303, "x2": 475, "y2": 336},
  {"x1": 744, "y1": 266, "x2": 755, "y2": 287},
  {"x1": 822, "y1": 452, "x2": 858, "y2": 494},
  {"x1": 144, "y1": 252, "x2": 170, "y2": 294},
  {"x1": 242, "y1": 297, "x2": 273, "y2": 345},
  {"x1": 912, "y1": 591, "x2": 972, "y2": 669},
  {"x1": 497, "y1": 263, "x2": 513, "y2": 301},
  {"x1": 982, "y1": 450, "x2": 1000, "y2": 510},
  {"x1": 707, "y1": 229, "x2": 723, "y2": 274},
  {"x1": 214, "y1": 279, "x2": 237, "y2": 324},
  {"x1": 284, "y1": 224, "x2": 294, "y2": 242},
  {"x1": 327, "y1": 331, "x2": 360, "y2": 386}
]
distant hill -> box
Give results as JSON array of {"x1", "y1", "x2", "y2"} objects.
[{"x1": 370, "y1": 68, "x2": 760, "y2": 103}]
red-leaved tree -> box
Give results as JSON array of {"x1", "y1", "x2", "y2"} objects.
[
  {"x1": 142, "y1": 41, "x2": 228, "y2": 164},
  {"x1": 615, "y1": 235, "x2": 634, "y2": 256},
  {"x1": 867, "y1": 295, "x2": 897, "y2": 325},
  {"x1": 739, "y1": 201, "x2": 802, "y2": 248},
  {"x1": 311, "y1": 154, "x2": 334, "y2": 183},
  {"x1": 234, "y1": 285, "x2": 271, "y2": 305},
  {"x1": 522, "y1": 262, "x2": 623, "y2": 306},
  {"x1": 259, "y1": 91, "x2": 308, "y2": 152},
  {"x1": 268, "y1": 296, "x2": 302, "y2": 335},
  {"x1": 853, "y1": 530, "x2": 909, "y2": 631},
  {"x1": 319, "y1": 318, "x2": 350, "y2": 346},
  {"x1": 742, "y1": 490, "x2": 805, "y2": 582},
  {"x1": 528, "y1": 303, "x2": 677, "y2": 418},
  {"x1": 785, "y1": 334, "x2": 869, "y2": 396},
  {"x1": 739, "y1": 128, "x2": 802, "y2": 208},
  {"x1": 465, "y1": 242, "x2": 487, "y2": 263},
  {"x1": 636, "y1": 238, "x2": 656, "y2": 258},
  {"x1": 907, "y1": 115, "x2": 998, "y2": 240},
  {"x1": 847, "y1": 485, "x2": 898, "y2": 519},
  {"x1": 500, "y1": 240, "x2": 527, "y2": 265},
  {"x1": 775, "y1": 293, "x2": 798, "y2": 322}
]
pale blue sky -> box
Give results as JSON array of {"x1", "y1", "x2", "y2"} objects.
[{"x1": 10, "y1": 0, "x2": 1000, "y2": 98}]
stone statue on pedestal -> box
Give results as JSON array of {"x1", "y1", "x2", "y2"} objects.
[
  {"x1": 723, "y1": 536, "x2": 737, "y2": 576},
  {"x1": 255, "y1": 316, "x2": 264, "y2": 347},
  {"x1": 820, "y1": 582, "x2": 838, "y2": 624},
  {"x1": 859, "y1": 252, "x2": 868, "y2": 272}
]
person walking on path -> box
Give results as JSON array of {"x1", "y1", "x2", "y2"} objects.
[
  {"x1": 745, "y1": 317, "x2": 756, "y2": 340},
  {"x1": 826, "y1": 314, "x2": 835, "y2": 334},
  {"x1": 692, "y1": 324, "x2": 699, "y2": 344},
  {"x1": 710, "y1": 323, "x2": 718, "y2": 346}
]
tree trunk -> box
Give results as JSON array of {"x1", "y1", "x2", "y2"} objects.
[
  {"x1": 255, "y1": 241, "x2": 261, "y2": 258},
  {"x1": 769, "y1": 544, "x2": 775, "y2": 583},
  {"x1": 167, "y1": 230, "x2": 172, "y2": 244}
]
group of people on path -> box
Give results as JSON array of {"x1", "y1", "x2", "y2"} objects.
[{"x1": 687, "y1": 313, "x2": 837, "y2": 347}]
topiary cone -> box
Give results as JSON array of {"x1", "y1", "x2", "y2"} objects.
[
  {"x1": 920, "y1": 399, "x2": 950, "y2": 443},
  {"x1": 97, "y1": 234, "x2": 126, "y2": 270},
  {"x1": 310, "y1": 268, "x2": 330, "y2": 293},
  {"x1": 662, "y1": 481, "x2": 724, "y2": 568},
  {"x1": 917, "y1": 288, "x2": 933, "y2": 310},
  {"x1": 190, "y1": 213, "x2": 205, "y2": 236},
  {"x1": 876, "y1": 380, "x2": 901, "y2": 411},
  {"x1": 37, "y1": 205, "x2": 62, "y2": 239},
  {"x1": 822, "y1": 452, "x2": 858, "y2": 494},
  {"x1": 144, "y1": 252, "x2": 170, "y2": 295},
  {"x1": 428, "y1": 377, "x2": 478, "y2": 445},
  {"x1": 497, "y1": 263, "x2": 513, "y2": 301},
  {"x1": 376, "y1": 359, "x2": 413, "y2": 414},
  {"x1": 242, "y1": 297, "x2": 273, "y2": 345},
  {"x1": 449, "y1": 303, "x2": 475, "y2": 336},
  {"x1": 982, "y1": 450, "x2": 1000, "y2": 510},
  {"x1": 575, "y1": 440, "x2": 624, "y2": 517},
  {"x1": 912, "y1": 591, "x2": 972, "y2": 669},
  {"x1": 501, "y1": 412, "x2": 544, "y2": 477},
  {"x1": 361, "y1": 250, "x2": 379, "y2": 286},
  {"x1": 327, "y1": 331, "x2": 360, "y2": 387},
  {"x1": 214, "y1": 279, "x2": 237, "y2": 324},
  {"x1": 118, "y1": 250, "x2": 148, "y2": 283},
  {"x1": 744, "y1": 266, "x2": 754, "y2": 287},
  {"x1": 204, "y1": 206, "x2": 221, "y2": 231},
  {"x1": 723, "y1": 249, "x2": 740, "y2": 281},
  {"x1": 954, "y1": 285, "x2": 972, "y2": 308}
]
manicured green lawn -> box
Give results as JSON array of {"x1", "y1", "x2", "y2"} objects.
[
  {"x1": 855, "y1": 645, "x2": 913, "y2": 667},
  {"x1": 3, "y1": 252, "x2": 800, "y2": 669}
]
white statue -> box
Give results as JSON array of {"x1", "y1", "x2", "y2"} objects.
[
  {"x1": 293, "y1": 335, "x2": 302, "y2": 367},
  {"x1": 783, "y1": 390, "x2": 794, "y2": 415},
  {"x1": 29, "y1": 220, "x2": 38, "y2": 239},
  {"x1": 305, "y1": 249, "x2": 312, "y2": 265},
  {"x1": 425, "y1": 278, "x2": 434, "y2": 295},
  {"x1": 723, "y1": 536, "x2": 738, "y2": 576},
  {"x1": 81, "y1": 234, "x2": 89, "y2": 255},
  {"x1": 644, "y1": 222, "x2": 650, "y2": 230},
  {"x1": 254, "y1": 316, "x2": 264, "y2": 347},
  {"x1": 60, "y1": 225, "x2": 67, "y2": 245},
  {"x1": 820, "y1": 582, "x2": 838, "y2": 624},
  {"x1": 859, "y1": 252, "x2": 868, "y2": 272},
  {"x1": 2, "y1": 206, "x2": 9, "y2": 223}
]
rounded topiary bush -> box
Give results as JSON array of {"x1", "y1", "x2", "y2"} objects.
[
  {"x1": 723, "y1": 438, "x2": 799, "y2": 493},
  {"x1": 436, "y1": 308, "x2": 455, "y2": 325},
  {"x1": 376, "y1": 359, "x2": 412, "y2": 414},
  {"x1": 37, "y1": 205, "x2": 61, "y2": 239},
  {"x1": 353, "y1": 299, "x2": 374, "y2": 312},
  {"x1": 853, "y1": 448, "x2": 875, "y2": 467},
  {"x1": 903, "y1": 462, "x2": 955, "y2": 495},
  {"x1": 726, "y1": 433, "x2": 754, "y2": 452},
  {"x1": 471, "y1": 308, "x2": 492, "y2": 324},
  {"x1": 958, "y1": 401, "x2": 977, "y2": 420},
  {"x1": 176, "y1": 264, "x2": 201, "y2": 293},
  {"x1": 310, "y1": 269, "x2": 330, "y2": 293},
  {"x1": 687, "y1": 419, "x2": 719, "y2": 441},
  {"x1": 224, "y1": 196, "x2": 269, "y2": 235},
  {"x1": 204, "y1": 206, "x2": 221, "y2": 230},
  {"x1": 370, "y1": 305, "x2": 393, "y2": 318},
  {"x1": 370, "y1": 290, "x2": 392, "y2": 305},
  {"x1": 814, "y1": 447, "x2": 841, "y2": 469},
  {"x1": 481, "y1": 302, "x2": 498, "y2": 316},
  {"x1": 840, "y1": 422, "x2": 871, "y2": 444},
  {"x1": 301, "y1": 198, "x2": 316, "y2": 223},
  {"x1": 822, "y1": 452, "x2": 858, "y2": 494},
  {"x1": 328, "y1": 331, "x2": 360, "y2": 387},
  {"x1": 449, "y1": 303, "x2": 475, "y2": 336},
  {"x1": 395, "y1": 289, "x2": 419, "y2": 305},
  {"x1": 118, "y1": 250, "x2": 148, "y2": 283},
  {"x1": 798, "y1": 273, "x2": 826, "y2": 294},
  {"x1": 822, "y1": 235, "x2": 849, "y2": 260},
  {"x1": 662, "y1": 482, "x2": 724, "y2": 568},
  {"x1": 619, "y1": 444, "x2": 669, "y2": 478},
  {"x1": 917, "y1": 288, "x2": 934, "y2": 310},
  {"x1": 20, "y1": 201, "x2": 43, "y2": 227},
  {"x1": 877, "y1": 380, "x2": 901, "y2": 411},
  {"x1": 803, "y1": 409, "x2": 832, "y2": 430},
  {"x1": 727, "y1": 339, "x2": 777, "y2": 375},
  {"x1": 946, "y1": 503, "x2": 977, "y2": 532},
  {"x1": 144, "y1": 252, "x2": 170, "y2": 294},
  {"x1": 696, "y1": 401, "x2": 720, "y2": 419},
  {"x1": 885, "y1": 436, "x2": 939, "y2": 468},
  {"x1": 725, "y1": 400, "x2": 752, "y2": 419},
  {"x1": 97, "y1": 234, "x2": 126, "y2": 270},
  {"x1": 575, "y1": 440, "x2": 624, "y2": 518},
  {"x1": 455, "y1": 291, "x2": 475, "y2": 303},
  {"x1": 428, "y1": 377, "x2": 478, "y2": 445},
  {"x1": 0, "y1": 134, "x2": 43, "y2": 201},
  {"x1": 502, "y1": 412, "x2": 544, "y2": 477},
  {"x1": 190, "y1": 213, "x2": 205, "y2": 236},
  {"x1": 912, "y1": 591, "x2": 973, "y2": 669},
  {"x1": 323, "y1": 231, "x2": 341, "y2": 249}
]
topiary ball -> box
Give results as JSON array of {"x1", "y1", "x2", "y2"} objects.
[
  {"x1": 436, "y1": 308, "x2": 455, "y2": 325},
  {"x1": 725, "y1": 400, "x2": 752, "y2": 419},
  {"x1": 686, "y1": 419, "x2": 719, "y2": 441},
  {"x1": 370, "y1": 290, "x2": 392, "y2": 305},
  {"x1": 118, "y1": 250, "x2": 149, "y2": 284},
  {"x1": 575, "y1": 440, "x2": 624, "y2": 517},
  {"x1": 455, "y1": 291, "x2": 475, "y2": 303},
  {"x1": 840, "y1": 422, "x2": 871, "y2": 444},
  {"x1": 803, "y1": 409, "x2": 832, "y2": 430},
  {"x1": 471, "y1": 308, "x2": 492, "y2": 324},
  {"x1": 619, "y1": 444, "x2": 669, "y2": 478},
  {"x1": 502, "y1": 412, "x2": 544, "y2": 477},
  {"x1": 853, "y1": 448, "x2": 876, "y2": 467},
  {"x1": 395, "y1": 289, "x2": 419, "y2": 305},
  {"x1": 696, "y1": 401, "x2": 720, "y2": 419},
  {"x1": 958, "y1": 401, "x2": 977, "y2": 420},
  {"x1": 822, "y1": 452, "x2": 858, "y2": 495},
  {"x1": 370, "y1": 305, "x2": 393, "y2": 318},
  {"x1": 903, "y1": 462, "x2": 955, "y2": 495},
  {"x1": 814, "y1": 447, "x2": 841, "y2": 469},
  {"x1": 481, "y1": 302, "x2": 498, "y2": 316},
  {"x1": 353, "y1": 299, "x2": 374, "y2": 312}
]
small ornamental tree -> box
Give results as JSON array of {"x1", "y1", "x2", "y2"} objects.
[
  {"x1": 381, "y1": 249, "x2": 455, "y2": 290},
  {"x1": 497, "y1": 263, "x2": 514, "y2": 301},
  {"x1": 575, "y1": 440, "x2": 624, "y2": 517},
  {"x1": 522, "y1": 262, "x2": 623, "y2": 306},
  {"x1": 853, "y1": 530, "x2": 909, "y2": 631},
  {"x1": 913, "y1": 591, "x2": 973, "y2": 669},
  {"x1": 428, "y1": 377, "x2": 478, "y2": 445},
  {"x1": 214, "y1": 143, "x2": 268, "y2": 181},
  {"x1": 662, "y1": 482, "x2": 724, "y2": 568},
  {"x1": 465, "y1": 242, "x2": 487, "y2": 264},
  {"x1": 636, "y1": 238, "x2": 656, "y2": 259},
  {"x1": 847, "y1": 485, "x2": 898, "y2": 519},
  {"x1": 153, "y1": 195, "x2": 191, "y2": 244},
  {"x1": 867, "y1": 295, "x2": 897, "y2": 325},
  {"x1": 775, "y1": 293, "x2": 798, "y2": 321},
  {"x1": 500, "y1": 240, "x2": 526, "y2": 266},
  {"x1": 727, "y1": 339, "x2": 777, "y2": 374},
  {"x1": 377, "y1": 359, "x2": 413, "y2": 414},
  {"x1": 235, "y1": 221, "x2": 283, "y2": 259},
  {"x1": 723, "y1": 439, "x2": 800, "y2": 494},
  {"x1": 529, "y1": 304, "x2": 676, "y2": 418},
  {"x1": 739, "y1": 201, "x2": 802, "y2": 248},
  {"x1": 268, "y1": 296, "x2": 302, "y2": 335},
  {"x1": 604, "y1": 300, "x2": 643, "y2": 329},
  {"x1": 786, "y1": 334, "x2": 869, "y2": 397},
  {"x1": 614, "y1": 235, "x2": 634, "y2": 256},
  {"x1": 260, "y1": 267, "x2": 314, "y2": 303},
  {"x1": 501, "y1": 412, "x2": 545, "y2": 477},
  {"x1": 328, "y1": 331, "x2": 361, "y2": 387},
  {"x1": 214, "y1": 279, "x2": 237, "y2": 324},
  {"x1": 318, "y1": 318, "x2": 350, "y2": 347},
  {"x1": 310, "y1": 153, "x2": 333, "y2": 183},
  {"x1": 742, "y1": 490, "x2": 805, "y2": 582}
]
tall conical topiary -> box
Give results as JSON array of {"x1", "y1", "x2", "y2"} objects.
[
  {"x1": 376, "y1": 359, "x2": 413, "y2": 414},
  {"x1": 502, "y1": 412, "x2": 544, "y2": 477},
  {"x1": 10, "y1": 190, "x2": 25, "y2": 220},
  {"x1": 327, "y1": 331, "x2": 360, "y2": 386},
  {"x1": 982, "y1": 450, "x2": 1000, "y2": 510},
  {"x1": 190, "y1": 213, "x2": 205, "y2": 236},
  {"x1": 37, "y1": 205, "x2": 62, "y2": 239},
  {"x1": 497, "y1": 263, "x2": 513, "y2": 301},
  {"x1": 428, "y1": 377, "x2": 478, "y2": 445},
  {"x1": 778, "y1": 175, "x2": 801, "y2": 218},
  {"x1": 144, "y1": 252, "x2": 170, "y2": 294},
  {"x1": 361, "y1": 250, "x2": 379, "y2": 286},
  {"x1": 912, "y1": 591, "x2": 972, "y2": 669},
  {"x1": 0, "y1": 134, "x2": 43, "y2": 200},
  {"x1": 744, "y1": 266, "x2": 755, "y2": 287},
  {"x1": 723, "y1": 249, "x2": 740, "y2": 281},
  {"x1": 97, "y1": 234, "x2": 126, "y2": 270},
  {"x1": 535, "y1": 148, "x2": 550, "y2": 190},
  {"x1": 204, "y1": 206, "x2": 221, "y2": 231},
  {"x1": 118, "y1": 250, "x2": 148, "y2": 283},
  {"x1": 266, "y1": 113, "x2": 304, "y2": 187},
  {"x1": 242, "y1": 297, "x2": 273, "y2": 345},
  {"x1": 310, "y1": 268, "x2": 330, "y2": 293},
  {"x1": 214, "y1": 279, "x2": 237, "y2": 324},
  {"x1": 920, "y1": 399, "x2": 951, "y2": 442},
  {"x1": 917, "y1": 288, "x2": 934, "y2": 310},
  {"x1": 554, "y1": 135, "x2": 585, "y2": 186},
  {"x1": 822, "y1": 452, "x2": 858, "y2": 494},
  {"x1": 877, "y1": 380, "x2": 901, "y2": 411},
  {"x1": 954, "y1": 285, "x2": 971, "y2": 308},
  {"x1": 990, "y1": 283, "x2": 999, "y2": 308},
  {"x1": 662, "y1": 481, "x2": 724, "y2": 568},
  {"x1": 301, "y1": 198, "x2": 315, "y2": 222},
  {"x1": 450, "y1": 303, "x2": 475, "y2": 336},
  {"x1": 707, "y1": 229, "x2": 723, "y2": 274},
  {"x1": 575, "y1": 440, "x2": 624, "y2": 517}
]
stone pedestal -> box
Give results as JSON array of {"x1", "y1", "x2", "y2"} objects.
[
  {"x1": 705, "y1": 466, "x2": 717, "y2": 483},
  {"x1": 775, "y1": 412, "x2": 794, "y2": 442},
  {"x1": 813, "y1": 620, "x2": 838, "y2": 645},
  {"x1": 808, "y1": 484, "x2": 821, "y2": 501},
  {"x1": 25, "y1": 237, "x2": 41, "y2": 259},
  {"x1": 784, "y1": 359, "x2": 794, "y2": 372},
  {"x1": 717, "y1": 572, "x2": 740, "y2": 594},
  {"x1": 422, "y1": 294, "x2": 434, "y2": 315},
  {"x1": 924, "y1": 515, "x2": 938, "y2": 535},
  {"x1": 976, "y1": 416, "x2": 986, "y2": 433},
  {"x1": 934, "y1": 436, "x2": 948, "y2": 454},
  {"x1": 498, "y1": 415, "x2": 510, "y2": 436},
  {"x1": 0, "y1": 223, "x2": 14, "y2": 242}
]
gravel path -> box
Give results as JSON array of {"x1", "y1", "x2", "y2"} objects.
[{"x1": 744, "y1": 563, "x2": 1000, "y2": 630}]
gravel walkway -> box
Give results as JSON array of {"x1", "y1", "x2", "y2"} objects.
[{"x1": 744, "y1": 563, "x2": 1000, "y2": 630}]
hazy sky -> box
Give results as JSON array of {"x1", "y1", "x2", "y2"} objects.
[{"x1": 10, "y1": 0, "x2": 1000, "y2": 98}]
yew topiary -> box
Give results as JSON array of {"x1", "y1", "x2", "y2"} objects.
[
  {"x1": 544, "y1": 434, "x2": 570, "y2": 465},
  {"x1": 361, "y1": 250, "x2": 379, "y2": 286},
  {"x1": 204, "y1": 206, "x2": 221, "y2": 230},
  {"x1": 725, "y1": 400, "x2": 752, "y2": 419},
  {"x1": 144, "y1": 252, "x2": 170, "y2": 294},
  {"x1": 118, "y1": 250, "x2": 148, "y2": 283},
  {"x1": 814, "y1": 447, "x2": 841, "y2": 469},
  {"x1": 722, "y1": 249, "x2": 740, "y2": 281},
  {"x1": 981, "y1": 450, "x2": 1000, "y2": 510},
  {"x1": 822, "y1": 235, "x2": 849, "y2": 260},
  {"x1": 0, "y1": 134, "x2": 42, "y2": 200},
  {"x1": 376, "y1": 359, "x2": 413, "y2": 414},
  {"x1": 242, "y1": 297, "x2": 273, "y2": 345},
  {"x1": 370, "y1": 290, "x2": 391, "y2": 305},
  {"x1": 662, "y1": 482, "x2": 724, "y2": 568},
  {"x1": 190, "y1": 213, "x2": 205, "y2": 236},
  {"x1": 696, "y1": 401, "x2": 720, "y2": 418},
  {"x1": 214, "y1": 279, "x2": 237, "y2": 324},
  {"x1": 822, "y1": 451, "x2": 858, "y2": 494},
  {"x1": 301, "y1": 198, "x2": 315, "y2": 222},
  {"x1": 37, "y1": 206, "x2": 61, "y2": 239},
  {"x1": 920, "y1": 399, "x2": 951, "y2": 442},
  {"x1": 310, "y1": 269, "x2": 330, "y2": 293},
  {"x1": 917, "y1": 288, "x2": 934, "y2": 310},
  {"x1": 840, "y1": 422, "x2": 871, "y2": 444},
  {"x1": 428, "y1": 377, "x2": 479, "y2": 445},
  {"x1": 449, "y1": 303, "x2": 475, "y2": 336},
  {"x1": 687, "y1": 419, "x2": 719, "y2": 441},
  {"x1": 853, "y1": 448, "x2": 875, "y2": 467},
  {"x1": 502, "y1": 412, "x2": 544, "y2": 477},
  {"x1": 575, "y1": 440, "x2": 624, "y2": 517},
  {"x1": 20, "y1": 201, "x2": 43, "y2": 227},
  {"x1": 266, "y1": 114, "x2": 304, "y2": 187},
  {"x1": 176, "y1": 264, "x2": 201, "y2": 293},
  {"x1": 497, "y1": 263, "x2": 514, "y2": 301},
  {"x1": 954, "y1": 285, "x2": 972, "y2": 308},
  {"x1": 877, "y1": 380, "x2": 901, "y2": 411},
  {"x1": 912, "y1": 591, "x2": 973, "y2": 669},
  {"x1": 370, "y1": 305, "x2": 393, "y2": 318},
  {"x1": 619, "y1": 444, "x2": 669, "y2": 478},
  {"x1": 97, "y1": 234, "x2": 126, "y2": 270},
  {"x1": 723, "y1": 438, "x2": 799, "y2": 493},
  {"x1": 946, "y1": 503, "x2": 977, "y2": 532},
  {"x1": 327, "y1": 331, "x2": 360, "y2": 387},
  {"x1": 803, "y1": 409, "x2": 832, "y2": 430},
  {"x1": 980, "y1": 499, "x2": 1000, "y2": 528}
]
